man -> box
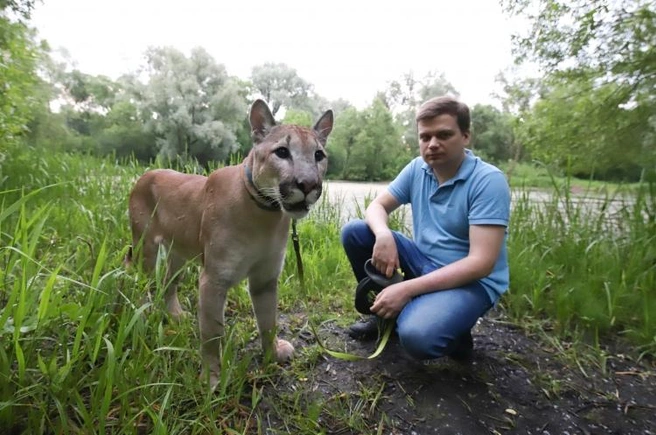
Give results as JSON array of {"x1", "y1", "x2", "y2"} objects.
[{"x1": 341, "y1": 95, "x2": 510, "y2": 361}]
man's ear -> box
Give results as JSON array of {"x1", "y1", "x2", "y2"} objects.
[
  {"x1": 250, "y1": 99, "x2": 276, "y2": 144},
  {"x1": 461, "y1": 128, "x2": 471, "y2": 145},
  {"x1": 313, "y1": 110, "x2": 334, "y2": 146}
]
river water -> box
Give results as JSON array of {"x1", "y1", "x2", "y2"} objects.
[{"x1": 320, "y1": 180, "x2": 635, "y2": 229}]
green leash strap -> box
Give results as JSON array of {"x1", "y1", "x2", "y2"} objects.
[
  {"x1": 308, "y1": 318, "x2": 394, "y2": 361},
  {"x1": 292, "y1": 222, "x2": 392, "y2": 360}
]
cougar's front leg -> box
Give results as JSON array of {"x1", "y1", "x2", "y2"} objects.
[
  {"x1": 248, "y1": 275, "x2": 294, "y2": 363},
  {"x1": 198, "y1": 269, "x2": 230, "y2": 390},
  {"x1": 164, "y1": 252, "x2": 188, "y2": 320}
]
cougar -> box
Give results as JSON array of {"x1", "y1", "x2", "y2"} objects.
[{"x1": 127, "y1": 99, "x2": 333, "y2": 389}]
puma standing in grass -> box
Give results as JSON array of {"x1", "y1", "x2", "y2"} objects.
[{"x1": 127, "y1": 99, "x2": 333, "y2": 389}]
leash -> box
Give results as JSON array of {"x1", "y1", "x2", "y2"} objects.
[
  {"x1": 309, "y1": 318, "x2": 395, "y2": 361},
  {"x1": 291, "y1": 219, "x2": 305, "y2": 287},
  {"x1": 290, "y1": 223, "x2": 394, "y2": 360}
]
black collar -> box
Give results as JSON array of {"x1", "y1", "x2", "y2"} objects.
[{"x1": 244, "y1": 165, "x2": 282, "y2": 212}]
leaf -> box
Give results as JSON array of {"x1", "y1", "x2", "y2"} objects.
[{"x1": 37, "y1": 266, "x2": 62, "y2": 323}]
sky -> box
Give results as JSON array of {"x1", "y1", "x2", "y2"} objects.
[{"x1": 31, "y1": 0, "x2": 521, "y2": 109}]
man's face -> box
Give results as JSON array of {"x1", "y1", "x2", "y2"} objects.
[{"x1": 418, "y1": 114, "x2": 470, "y2": 171}]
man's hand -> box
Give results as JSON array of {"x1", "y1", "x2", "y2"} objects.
[
  {"x1": 365, "y1": 190, "x2": 401, "y2": 278},
  {"x1": 371, "y1": 232, "x2": 399, "y2": 278},
  {"x1": 370, "y1": 282, "x2": 410, "y2": 319}
]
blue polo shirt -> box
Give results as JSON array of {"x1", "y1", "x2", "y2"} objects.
[{"x1": 388, "y1": 149, "x2": 510, "y2": 303}]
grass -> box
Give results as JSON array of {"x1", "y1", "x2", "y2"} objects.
[
  {"x1": 0, "y1": 146, "x2": 654, "y2": 433},
  {"x1": 500, "y1": 160, "x2": 645, "y2": 193},
  {"x1": 504, "y1": 172, "x2": 656, "y2": 356}
]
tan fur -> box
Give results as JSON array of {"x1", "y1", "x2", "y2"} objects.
[{"x1": 127, "y1": 100, "x2": 333, "y2": 389}]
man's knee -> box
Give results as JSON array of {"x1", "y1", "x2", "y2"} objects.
[
  {"x1": 397, "y1": 321, "x2": 450, "y2": 360},
  {"x1": 340, "y1": 219, "x2": 369, "y2": 246}
]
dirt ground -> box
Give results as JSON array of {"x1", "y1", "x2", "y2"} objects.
[
  {"x1": 263, "y1": 309, "x2": 656, "y2": 435},
  {"x1": 252, "y1": 182, "x2": 655, "y2": 434}
]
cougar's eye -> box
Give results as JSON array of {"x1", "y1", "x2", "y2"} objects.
[
  {"x1": 274, "y1": 147, "x2": 290, "y2": 159},
  {"x1": 315, "y1": 150, "x2": 326, "y2": 162}
]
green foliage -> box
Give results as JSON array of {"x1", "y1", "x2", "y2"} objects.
[
  {"x1": 500, "y1": 161, "x2": 560, "y2": 189},
  {"x1": 520, "y1": 76, "x2": 649, "y2": 181},
  {"x1": 502, "y1": 0, "x2": 654, "y2": 97},
  {"x1": 24, "y1": 109, "x2": 72, "y2": 151},
  {"x1": 0, "y1": 0, "x2": 36, "y2": 20},
  {"x1": 92, "y1": 98, "x2": 156, "y2": 161},
  {"x1": 1, "y1": 148, "x2": 655, "y2": 433},
  {"x1": 250, "y1": 62, "x2": 314, "y2": 117},
  {"x1": 0, "y1": 14, "x2": 41, "y2": 149},
  {"x1": 20, "y1": 63, "x2": 158, "y2": 158},
  {"x1": 506, "y1": 179, "x2": 656, "y2": 353},
  {"x1": 385, "y1": 70, "x2": 458, "y2": 110},
  {"x1": 282, "y1": 108, "x2": 313, "y2": 127},
  {"x1": 140, "y1": 46, "x2": 248, "y2": 167},
  {"x1": 328, "y1": 99, "x2": 408, "y2": 181},
  {"x1": 470, "y1": 104, "x2": 515, "y2": 164},
  {"x1": 326, "y1": 107, "x2": 359, "y2": 179},
  {"x1": 501, "y1": 0, "x2": 656, "y2": 182},
  {"x1": 61, "y1": 70, "x2": 117, "y2": 111},
  {"x1": 383, "y1": 70, "x2": 459, "y2": 149},
  {"x1": 0, "y1": 149, "x2": 352, "y2": 433}
]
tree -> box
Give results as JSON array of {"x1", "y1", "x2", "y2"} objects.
[
  {"x1": 492, "y1": 72, "x2": 550, "y2": 173},
  {"x1": 1, "y1": 0, "x2": 37, "y2": 20},
  {"x1": 384, "y1": 71, "x2": 459, "y2": 149},
  {"x1": 0, "y1": 3, "x2": 42, "y2": 151},
  {"x1": 282, "y1": 109, "x2": 312, "y2": 127},
  {"x1": 60, "y1": 70, "x2": 117, "y2": 113},
  {"x1": 385, "y1": 70, "x2": 458, "y2": 112},
  {"x1": 329, "y1": 99, "x2": 406, "y2": 181},
  {"x1": 326, "y1": 98, "x2": 353, "y2": 118},
  {"x1": 470, "y1": 104, "x2": 514, "y2": 163},
  {"x1": 140, "y1": 46, "x2": 248, "y2": 166},
  {"x1": 520, "y1": 76, "x2": 646, "y2": 180},
  {"x1": 250, "y1": 62, "x2": 313, "y2": 117},
  {"x1": 327, "y1": 107, "x2": 360, "y2": 179},
  {"x1": 49, "y1": 70, "x2": 118, "y2": 143},
  {"x1": 95, "y1": 98, "x2": 157, "y2": 162},
  {"x1": 501, "y1": 0, "x2": 656, "y2": 180},
  {"x1": 501, "y1": 0, "x2": 654, "y2": 98}
]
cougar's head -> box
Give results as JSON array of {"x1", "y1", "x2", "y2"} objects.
[{"x1": 246, "y1": 99, "x2": 333, "y2": 220}]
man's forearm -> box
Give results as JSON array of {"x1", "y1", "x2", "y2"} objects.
[
  {"x1": 365, "y1": 203, "x2": 392, "y2": 237},
  {"x1": 401, "y1": 255, "x2": 492, "y2": 299}
]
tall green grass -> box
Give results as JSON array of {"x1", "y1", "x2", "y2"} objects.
[
  {"x1": 0, "y1": 147, "x2": 654, "y2": 433},
  {"x1": 0, "y1": 148, "x2": 359, "y2": 433},
  {"x1": 506, "y1": 178, "x2": 655, "y2": 356}
]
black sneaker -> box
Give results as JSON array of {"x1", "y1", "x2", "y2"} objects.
[
  {"x1": 449, "y1": 331, "x2": 474, "y2": 362},
  {"x1": 347, "y1": 316, "x2": 380, "y2": 341}
]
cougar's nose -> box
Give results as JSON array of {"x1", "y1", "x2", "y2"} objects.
[{"x1": 296, "y1": 178, "x2": 320, "y2": 195}]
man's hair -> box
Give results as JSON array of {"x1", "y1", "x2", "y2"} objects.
[{"x1": 415, "y1": 95, "x2": 470, "y2": 134}]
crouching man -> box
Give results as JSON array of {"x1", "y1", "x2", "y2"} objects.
[{"x1": 341, "y1": 95, "x2": 510, "y2": 362}]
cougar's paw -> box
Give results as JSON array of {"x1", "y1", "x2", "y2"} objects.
[
  {"x1": 200, "y1": 368, "x2": 220, "y2": 392},
  {"x1": 275, "y1": 339, "x2": 294, "y2": 362},
  {"x1": 168, "y1": 309, "x2": 191, "y2": 322},
  {"x1": 166, "y1": 298, "x2": 189, "y2": 322}
]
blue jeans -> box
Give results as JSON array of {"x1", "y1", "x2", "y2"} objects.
[{"x1": 340, "y1": 219, "x2": 493, "y2": 360}]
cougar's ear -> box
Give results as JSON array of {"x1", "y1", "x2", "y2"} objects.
[
  {"x1": 250, "y1": 99, "x2": 276, "y2": 144},
  {"x1": 313, "y1": 109, "x2": 334, "y2": 146}
]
